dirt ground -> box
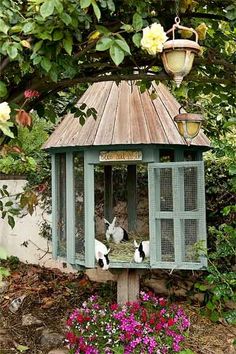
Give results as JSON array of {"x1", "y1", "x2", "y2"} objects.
[{"x1": 0, "y1": 260, "x2": 235, "y2": 354}]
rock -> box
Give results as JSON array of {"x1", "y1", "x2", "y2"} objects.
[
  {"x1": 86, "y1": 268, "x2": 117, "y2": 282},
  {"x1": 47, "y1": 349, "x2": 68, "y2": 354},
  {"x1": 40, "y1": 329, "x2": 64, "y2": 349},
  {"x1": 0, "y1": 280, "x2": 9, "y2": 294},
  {"x1": 143, "y1": 278, "x2": 169, "y2": 295},
  {"x1": 22, "y1": 314, "x2": 43, "y2": 326}
]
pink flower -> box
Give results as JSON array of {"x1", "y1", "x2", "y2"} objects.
[
  {"x1": 24, "y1": 89, "x2": 40, "y2": 99},
  {"x1": 66, "y1": 332, "x2": 78, "y2": 344},
  {"x1": 167, "y1": 318, "x2": 175, "y2": 327}
]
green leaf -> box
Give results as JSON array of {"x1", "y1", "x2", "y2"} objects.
[
  {"x1": 40, "y1": 0, "x2": 55, "y2": 18},
  {"x1": 54, "y1": 0, "x2": 63, "y2": 13},
  {"x1": 0, "y1": 81, "x2": 8, "y2": 98},
  {"x1": 8, "y1": 215, "x2": 15, "y2": 229},
  {"x1": 16, "y1": 344, "x2": 30, "y2": 353},
  {"x1": 0, "y1": 266, "x2": 10, "y2": 277},
  {"x1": 53, "y1": 30, "x2": 64, "y2": 41},
  {"x1": 120, "y1": 24, "x2": 134, "y2": 33},
  {"x1": 109, "y1": 43, "x2": 124, "y2": 66},
  {"x1": 96, "y1": 37, "x2": 113, "y2": 51},
  {"x1": 22, "y1": 22, "x2": 34, "y2": 34},
  {"x1": 41, "y1": 57, "x2": 52, "y2": 72},
  {"x1": 210, "y1": 311, "x2": 220, "y2": 322},
  {"x1": 95, "y1": 25, "x2": 111, "y2": 35},
  {"x1": 132, "y1": 13, "x2": 143, "y2": 32},
  {"x1": 80, "y1": 0, "x2": 91, "y2": 9},
  {"x1": 91, "y1": 0, "x2": 101, "y2": 21},
  {"x1": 114, "y1": 39, "x2": 131, "y2": 54},
  {"x1": 7, "y1": 45, "x2": 18, "y2": 59},
  {"x1": 60, "y1": 13, "x2": 72, "y2": 25},
  {"x1": 0, "y1": 122, "x2": 14, "y2": 138},
  {"x1": 33, "y1": 41, "x2": 43, "y2": 53},
  {"x1": 33, "y1": 55, "x2": 42, "y2": 65},
  {"x1": 63, "y1": 35, "x2": 73, "y2": 55},
  {"x1": 0, "y1": 18, "x2": 9, "y2": 34},
  {"x1": 132, "y1": 33, "x2": 142, "y2": 47},
  {"x1": 206, "y1": 301, "x2": 215, "y2": 310},
  {"x1": 225, "y1": 5, "x2": 236, "y2": 20}
]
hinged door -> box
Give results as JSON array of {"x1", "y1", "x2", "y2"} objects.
[{"x1": 148, "y1": 161, "x2": 207, "y2": 270}]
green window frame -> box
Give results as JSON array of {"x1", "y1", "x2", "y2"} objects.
[{"x1": 148, "y1": 161, "x2": 207, "y2": 270}]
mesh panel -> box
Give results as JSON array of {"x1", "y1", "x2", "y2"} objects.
[
  {"x1": 160, "y1": 168, "x2": 173, "y2": 211},
  {"x1": 183, "y1": 166, "x2": 198, "y2": 211},
  {"x1": 57, "y1": 154, "x2": 66, "y2": 257},
  {"x1": 74, "y1": 153, "x2": 85, "y2": 260},
  {"x1": 183, "y1": 219, "x2": 200, "y2": 262},
  {"x1": 161, "y1": 219, "x2": 174, "y2": 261}
]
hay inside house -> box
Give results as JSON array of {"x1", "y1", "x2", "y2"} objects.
[{"x1": 96, "y1": 232, "x2": 150, "y2": 263}]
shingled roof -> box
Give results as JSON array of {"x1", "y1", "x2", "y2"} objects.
[{"x1": 43, "y1": 81, "x2": 210, "y2": 149}]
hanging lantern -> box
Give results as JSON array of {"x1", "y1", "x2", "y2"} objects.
[
  {"x1": 162, "y1": 17, "x2": 201, "y2": 87},
  {"x1": 174, "y1": 106, "x2": 204, "y2": 146}
]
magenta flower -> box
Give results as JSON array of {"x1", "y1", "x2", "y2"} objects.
[{"x1": 66, "y1": 291, "x2": 190, "y2": 353}]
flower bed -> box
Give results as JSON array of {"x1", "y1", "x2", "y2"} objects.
[{"x1": 66, "y1": 291, "x2": 190, "y2": 353}]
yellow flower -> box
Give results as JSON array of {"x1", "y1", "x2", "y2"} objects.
[
  {"x1": 195, "y1": 23, "x2": 208, "y2": 40},
  {"x1": 141, "y1": 23, "x2": 168, "y2": 55},
  {"x1": 0, "y1": 102, "x2": 11, "y2": 123}
]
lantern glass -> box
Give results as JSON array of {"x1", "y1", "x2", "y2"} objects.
[
  {"x1": 175, "y1": 120, "x2": 202, "y2": 145},
  {"x1": 163, "y1": 50, "x2": 195, "y2": 74}
]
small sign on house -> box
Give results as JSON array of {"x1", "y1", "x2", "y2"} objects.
[{"x1": 99, "y1": 150, "x2": 142, "y2": 162}]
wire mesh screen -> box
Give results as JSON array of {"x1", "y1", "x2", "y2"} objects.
[
  {"x1": 57, "y1": 154, "x2": 66, "y2": 257},
  {"x1": 183, "y1": 219, "x2": 200, "y2": 262},
  {"x1": 160, "y1": 168, "x2": 173, "y2": 211},
  {"x1": 183, "y1": 166, "x2": 198, "y2": 211},
  {"x1": 161, "y1": 219, "x2": 175, "y2": 261},
  {"x1": 74, "y1": 153, "x2": 85, "y2": 260}
]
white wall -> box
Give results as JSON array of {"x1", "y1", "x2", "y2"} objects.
[{"x1": 0, "y1": 179, "x2": 75, "y2": 272}]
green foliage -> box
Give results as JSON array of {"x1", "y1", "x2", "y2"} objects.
[
  {"x1": 0, "y1": 246, "x2": 10, "y2": 284},
  {"x1": 0, "y1": 155, "x2": 37, "y2": 175},
  {"x1": 0, "y1": 184, "x2": 21, "y2": 228},
  {"x1": 193, "y1": 134, "x2": 236, "y2": 324},
  {"x1": 195, "y1": 218, "x2": 236, "y2": 324}
]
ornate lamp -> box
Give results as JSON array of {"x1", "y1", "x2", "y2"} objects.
[
  {"x1": 174, "y1": 106, "x2": 204, "y2": 146},
  {"x1": 162, "y1": 17, "x2": 201, "y2": 87}
]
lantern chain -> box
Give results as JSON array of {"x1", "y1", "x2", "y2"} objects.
[{"x1": 175, "y1": 0, "x2": 180, "y2": 24}]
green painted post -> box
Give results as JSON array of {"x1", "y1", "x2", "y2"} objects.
[
  {"x1": 66, "y1": 152, "x2": 75, "y2": 264},
  {"x1": 174, "y1": 149, "x2": 184, "y2": 162},
  {"x1": 197, "y1": 161, "x2": 208, "y2": 267},
  {"x1": 104, "y1": 165, "x2": 113, "y2": 222},
  {"x1": 127, "y1": 164, "x2": 137, "y2": 232},
  {"x1": 84, "y1": 152, "x2": 95, "y2": 268},
  {"x1": 51, "y1": 154, "x2": 58, "y2": 259}
]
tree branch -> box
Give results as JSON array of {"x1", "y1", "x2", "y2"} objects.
[
  {"x1": 9, "y1": 70, "x2": 235, "y2": 107},
  {"x1": 182, "y1": 12, "x2": 229, "y2": 21}
]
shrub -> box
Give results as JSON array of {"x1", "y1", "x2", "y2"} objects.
[{"x1": 66, "y1": 291, "x2": 190, "y2": 354}]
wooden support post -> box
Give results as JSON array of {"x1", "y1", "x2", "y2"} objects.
[
  {"x1": 127, "y1": 164, "x2": 137, "y2": 232},
  {"x1": 104, "y1": 165, "x2": 113, "y2": 222},
  {"x1": 117, "y1": 269, "x2": 140, "y2": 304}
]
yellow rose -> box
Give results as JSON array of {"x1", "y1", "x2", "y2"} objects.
[
  {"x1": 141, "y1": 23, "x2": 168, "y2": 55},
  {"x1": 0, "y1": 102, "x2": 11, "y2": 123},
  {"x1": 195, "y1": 23, "x2": 208, "y2": 40}
]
